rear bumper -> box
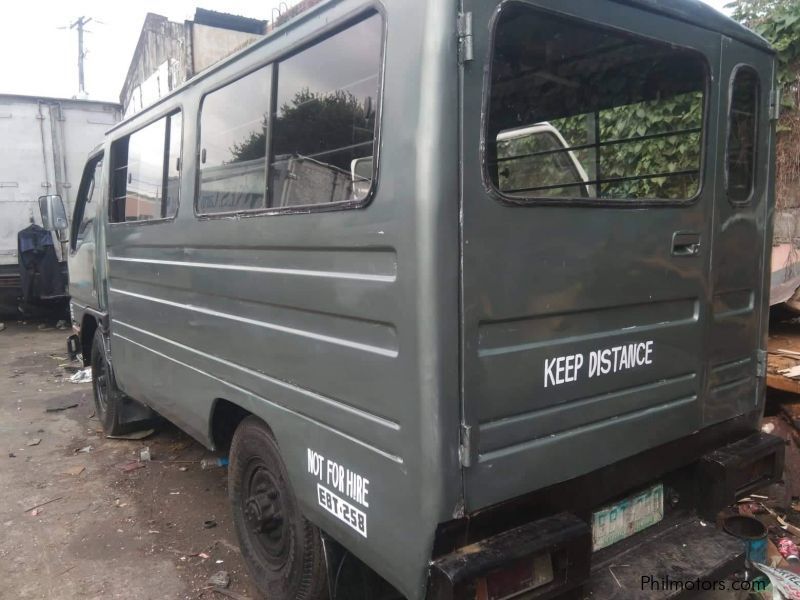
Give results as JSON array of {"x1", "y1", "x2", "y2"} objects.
[
  {"x1": 0, "y1": 264, "x2": 19, "y2": 290},
  {"x1": 586, "y1": 515, "x2": 745, "y2": 599},
  {"x1": 429, "y1": 431, "x2": 784, "y2": 600}
]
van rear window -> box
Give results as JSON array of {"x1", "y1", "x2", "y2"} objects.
[
  {"x1": 485, "y1": 6, "x2": 707, "y2": 202},
  {"x1": 726, "y1": 67, "x2": 759, "y2": 203}
]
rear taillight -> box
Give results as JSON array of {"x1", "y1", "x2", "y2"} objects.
[{"x1": 475, "y1": 553, "x2": 554, "y2": 600}]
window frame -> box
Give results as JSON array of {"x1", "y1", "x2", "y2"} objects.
[
  {"x1": 725, "y1": 64, "x2": 760, "y2": 206},
  {"x1": 194, "y1": 63, "x2": 273, "y2": 217},
  {"x1": 193, "y1": 8, "x2": 386, "y2": 219},
  {"x1": 70, "y1": 151, "x2": 104, "y2": 252},
  {"x1": 107, "y1": 106, "x2": 184, "y2": 227},
  {"x1": 480, "y1": 1, "x2": 713, "y2": 208}
]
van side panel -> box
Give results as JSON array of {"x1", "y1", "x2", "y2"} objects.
[{"x1": 103, "y1": 1, "x2": 461, "y2": 598}]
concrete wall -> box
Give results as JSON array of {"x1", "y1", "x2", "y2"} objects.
[
  {"x1": 121, "y1": 11, "x2": 269, "y2": 117},
  {"x1": 192, "y1": 24, "x2": 261, "y2": 73},
  {"x1": 120, "y1": 14, "x2": 191, "y2": 117}
]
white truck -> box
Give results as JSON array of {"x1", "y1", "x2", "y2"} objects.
[{"x1": 0, "y1": 94, "x2": 121, "y2": 314}]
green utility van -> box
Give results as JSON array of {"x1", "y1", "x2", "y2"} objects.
[{"x1": 61, "y1": 0, "x2": 785, "y2": 597}]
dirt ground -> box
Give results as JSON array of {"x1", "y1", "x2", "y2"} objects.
[
  {"x1": 5, "y1": 318, "x2": 800, "y2": 600},
  {"x1": 0, "y1": 321, "x2": 252, "y2": 600}
]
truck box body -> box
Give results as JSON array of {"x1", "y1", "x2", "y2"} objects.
[
  {"x1": 68, "y1": 1, "x2": 783, "y2": 598},
  {"x1": 0, "y1": 95, "x2": 120, "y2": 308}
]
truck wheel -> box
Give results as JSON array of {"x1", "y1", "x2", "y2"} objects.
[
  {"x1": 90, "y1": 328, "x2": 151, "y2": 436},
  {"x1": 229, "y1": 416, "x2": 328, "y2": 599}
]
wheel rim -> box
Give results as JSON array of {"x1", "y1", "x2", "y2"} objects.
[
  {"x1": 93, "y1": 352, "x2": 109, "y2": 417},
  {"x1": 241, "y1": 458, "x2": 291, "y2": 570}
]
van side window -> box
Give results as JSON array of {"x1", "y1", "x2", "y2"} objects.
[
  {"x1": 71, "y1": 155, "x2": 103, "y2": 250},
  {"x1": 197, "y1": 66, "x2": 270, "y2": 214},
  {"x1": 109, "y1": 111, "x2": 182, "y2": 223},
  {"x1": 269, "y1": 13, "x2": 382, "y2": 209},
  {"x1": 485, "y1": 6, "x2": 707, "y2": 202},
  {"x1": 726, "y1": 67, "x2": 759, "y2": 203}
]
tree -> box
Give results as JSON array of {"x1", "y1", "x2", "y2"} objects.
[
  {"x1": 728, "y1": 0, "x2": 789, "y2": 26},
  {"x1": 229, "y1": 88, "x2": 374, "y2": 171}
]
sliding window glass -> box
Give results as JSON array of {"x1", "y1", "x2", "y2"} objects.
[
  {"x1": 269, "y1": 13, "x2": 382, "y2": 209},
  {"x1": 485, "y1": 6, "x2": 707, "y2": 202},
  {"x1": 727, "y1": 67, "x2": 759, "y2": 203},
  {"x1": 197, "y1": 66, "x2": 270, "y2": 214},
  {"x1": 109, "y1": 112, "x2": 182, "y2": 223}
]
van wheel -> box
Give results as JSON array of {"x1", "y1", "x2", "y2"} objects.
[
  {"x1": 229, "y1": 417, "x2": 328, "y2": 599},
  {"x1": 91, "y1": 328, "x2": 151, "y2": 436}
]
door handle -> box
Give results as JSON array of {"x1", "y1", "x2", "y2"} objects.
[{"x1": 672, "y1": 232, "x2": 701, "y2": 257}]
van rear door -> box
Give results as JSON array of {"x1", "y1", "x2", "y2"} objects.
[
  {"x1": 460, "y1": 1, "x2": 722, "y2": 510},
  {"x1": 704, "y1": 39, "x2": 774, "y2": 425}
]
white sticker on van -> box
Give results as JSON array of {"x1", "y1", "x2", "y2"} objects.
[
  {"x1": 307, "y1": 449, "x2": 370, "y2": 537},
  {"x1": 317, "y1": 483, "x2": 368, "y2": 537},
  {"x1": 544, "y1": 340, "x2": 654, "y2": 388}
]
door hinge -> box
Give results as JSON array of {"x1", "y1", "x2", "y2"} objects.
[
  {"x1": 458, "y1": 12, "x2": 474, "y2": 64},
  {"x1": 459, "y1": 423, "x2": 474, "y2": 468},
  {"x1": 770, "y1": 87, "x2": 781, "y2": 122},
  {"x1": 756, "y1": 349, "x2": 767, "y2": 378}
]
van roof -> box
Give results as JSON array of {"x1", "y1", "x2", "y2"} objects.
[
  {"x1": 614, "y1": 0, "x2": 773, "y2": 53},
  {"x1": 112, "y1": 0, "x2": 771, "y2": 134}
]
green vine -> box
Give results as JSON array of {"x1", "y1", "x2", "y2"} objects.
[{"x1": 729, "y1": 0, "x2": 800, "y2": 209}]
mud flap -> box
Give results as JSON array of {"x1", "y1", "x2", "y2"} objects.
[{"x1": 118, "y1": 394, "x2": 156, "y2": 427}]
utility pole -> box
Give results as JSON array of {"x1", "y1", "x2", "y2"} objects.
[{"x1": 70, "y1": 16, "x2": 92, "y2": 96}]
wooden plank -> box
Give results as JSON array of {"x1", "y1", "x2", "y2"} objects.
[{"x1": 767, "y1": 372, "x2": 800, "y2": 395}]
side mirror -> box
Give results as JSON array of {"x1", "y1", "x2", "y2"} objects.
[
  {"x1": 38, "y1": 195, "x2": 68, "y2": 232},
  {"x1": 350, "y1": 156, "x2": 374, "y2": 200}
]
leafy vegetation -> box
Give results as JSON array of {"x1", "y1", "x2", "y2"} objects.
[
  {"x1": 497, "y1": 91, "x2": 703, "y2": 200},
  {"x1": 729, "y1": 0, "x2": 800, "y2": 209}
]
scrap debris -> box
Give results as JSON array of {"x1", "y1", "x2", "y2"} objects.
[
  {"x1": 107, "y1": 429, "x2": 155, "y2": 440},
  {"x1": 119, "y1": 461, "x2": 146, "y2": 473},
  {"x1": 754, "y1": 564, "x2": 800, "y2": 598},
  {"x1": 206, "y1": 570, "x2": 231, "y2": 588},
  {"x1": 209, "y1": 588, "x2": 249, "y2": 600},
  {"x1": 23, "y1": 496, "x2": 63, "y2": 514},
  {"x1": 69, "y1": 368, "x2": 92, "y2": 384},
  {"x1": 45, "y1": 402, "x2": 78, "y2": 413},
  {"x1": 61, "y1": 465, "x2": 86, "y2": 476}
]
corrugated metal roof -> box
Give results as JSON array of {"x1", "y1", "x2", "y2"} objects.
[
  {"x1": 614, "y1": 0, "x2": 773, "y2": 52},
  {"x1": 193, "y1": 8, "x2": 266, "y2": 35}
]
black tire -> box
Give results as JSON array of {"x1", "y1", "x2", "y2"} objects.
[
  {"x1": 229, "y1": 416, "x2": 328, "y2": 600},
  {"x1": 90, "y1": 328, "x2": 147, "y2": 436}
]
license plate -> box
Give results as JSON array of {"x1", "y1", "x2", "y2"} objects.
[
  {"x1": 592, "y1": 483, "x2": 664, "y2": 551},
  {"x1": 317, "y1": 483, "x2": 368, "y2": 538}
]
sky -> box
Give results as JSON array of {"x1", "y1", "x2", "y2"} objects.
[{"x1": 0, "y1": 0, "x2": 732, "y2": 104}]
